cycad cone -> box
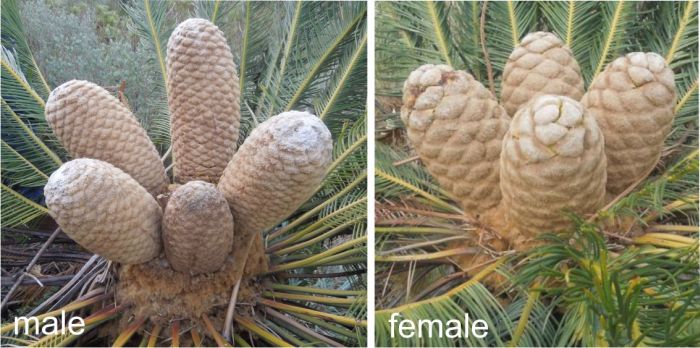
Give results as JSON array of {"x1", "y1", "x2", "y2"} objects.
[
  {"x1": 44, "y1": 159, "x2": 162, "y2": 264},
  {"x1": 500, "y1": 32, "x2": 585, "y2": 117},
  {"x1": 167, "y1": 18, "x2": 241, "y2": 184},
  {"x1": 401, "y1": 64, "x2": 510, "y2": 214},
  {"x1": 500, "y1": 95, "x2": 606, "y2": 246},
  {"x1": 218, "y1": 111, "x2": 333, "y2": 273},
  {"x1": 162, "y1": 181, "x2": 234, "y2": 275},
  {"x1": 582, "y1": 52, "x2": 676, "y2": 194},
  {"x1": 45, "y1": 80, "x2": 168, "y2": 195}
]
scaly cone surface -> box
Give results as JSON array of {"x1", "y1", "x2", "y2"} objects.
[
  {"x1": 500, "y1": 95, "x2": 606, "y2": 245},
  {"x1": 167, "y1": 18, "x2": 241, "y2": 184},
  {"x1": 162, "y1": 181, "x2": 234, "y2": 275},
  {"x1": 401, "y1": 64, "x2": 510, "y2": 214},
  {"x1": 217, "y1": 111, "x2": 332, "y2": 270},
  {"x1": 45, "y1": 80, "x2": 168, "y2": 196},
  {"x1": 44, "y1": 159, "x2": 162, "y2": 264},
  {"x1": 582, "y1": 52, "x2": 676, "y2": 194},
  {"x1": 500, "y1": 32, "x2": 585, "y2": 117}
]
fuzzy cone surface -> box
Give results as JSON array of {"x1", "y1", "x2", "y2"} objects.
[
  {"x1": 162, "y1": 180, "x2": 234, "y2": 275},
  {"x1": 582, "y1": 52, "x2": 676, "y2": 194},
  {"x1": 500, "y1": 95, "x2": 607, "y2": 244},
  {"x1": 401, "y1": 64, "x2": 510, "y2": 214},
  {"x1": 45, "y1": 80, "x2": 169, "y2": 196},
  {"x1": 500, "y1": 32, "x2": 585, "y2": 117},
  {"x1": 44, "y1": 158, "x2": 162, "y2": 264},
  {"x1": 217, "y1": 111, "x2": 333, "y2": 263},
  {"x1": 167, "y1": 18, "x2": 241, "y2": 184}
]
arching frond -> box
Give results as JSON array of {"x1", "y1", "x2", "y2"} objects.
[
  {"x1": 122, "y1": 0, "x2": 172, "y2": 149},
  {"x1": 587, "y1": 0, "x2": 638, "y2": 83},
  {"x1": 0, "y1": 0, "x2": 51, "y2": 97},
  {"x1": 1, "y1": 183, "x2": 48, "y2": 227}
]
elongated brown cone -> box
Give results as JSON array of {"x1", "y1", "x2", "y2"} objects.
[
  {"x1": 401, "y1": 64, "x2": 510, "y2": 214},
  {"x1": 162, "y1": 181, "x2": 234, "y2": 275},
  {"x1": 44, "y1": 159, "x2": 162, "y2": 264},
  {"x1": 582, "y1": 52, "x2": 676, "y2": 194},
  {"x1": 167, "y1": 18, "x2": 241, "y2": 184},
  {"x1": 500, "y1": 32, "x2": 585, "y2": 117},
  {"x1": 500, "y1": 95, "x2": 606, "y2": 246},
  {"x1": 45, "y1": 80, "x2": 168, "y2": 196},
  {"x1": 217, "y1": 111, "x2": 332, "y2": 272}
]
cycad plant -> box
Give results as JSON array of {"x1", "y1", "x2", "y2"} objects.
[
  {"x1": 1, "y1": 1, "x2": 367, "y2": 346},
  {"x1": 376, "y1": 1, "x2": 698, "y2": 346}
]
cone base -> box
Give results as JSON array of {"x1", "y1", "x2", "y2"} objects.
[{"x1": 116, "y1": 238, "x2": 268, "y2": 325}]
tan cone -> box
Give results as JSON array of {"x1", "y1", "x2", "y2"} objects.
[
  {"x1": 162, "y1": 181, "x2": 234, "y2": 275},
  {"x1": 500, "y1": 95, "x2": 606, "y2": 244},
  {"x1": 217, "y1": 111, "x2": 332, "y2": 253},
  {"x1": 582, "y1": 52, "x2": 676, "y2": 194},
  {"x1": 45, "y1": 80, "x2": 168, "y2": 196},
  {"x1": 167, "y1": 18, "x2": 241, "y2": 184},
  {"x1": 401, "y1": 64, "x2": 510, "y2": 213},
  {"x1": 500, "y1": 32, "x2": 585, "y2": 117},
  {"x1": 44, "y1": 159, "x2": 162, "y2": 264}
]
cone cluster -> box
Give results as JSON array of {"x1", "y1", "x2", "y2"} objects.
[
  {"x1": 401, "y1": 32, "x2": 675, "y2": 251},
  {"x1": 43, "y1": 19, "x2": 332, "y2": 278}
]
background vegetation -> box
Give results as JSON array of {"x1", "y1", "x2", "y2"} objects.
[
  {"x1": 1, "y1": 1, "x2": 367, "y2": 346},
  {"x1": 375, "y1": 1, "x2": 698, "y2": 346}
]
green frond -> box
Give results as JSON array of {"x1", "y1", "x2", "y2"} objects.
[
  {"x1": 515, "y1": 224, "x2": 700, "y2": 346},
  {"x1": 375, "y1": 1, "x2": 463, "y2": 98},
  {"x1": 284, "y1": 8, "x2": 366, "y2": 112},
  {"x1": 1, "y1": 98, "x2": 62, "y2": 174},
  {"x1": 375, "y1": 260, "x2": 559, "y2": 347},
  {"x1": 609, "y1": 149, "x2": 699, "y2": 224},
  {"x1": 1, "y1": 183, "x2": 48, "y2": 227},
  {"x1": 1, "y1": 140, "x2": 49, "y2": 187},
  {"x1": 483, "y1": 1, "x2": 540, "y2": 82},
  {"x1": 315, "y1": 34, "x2": 367, "y2": 126},
  {"x1": 538, "y1": 1, "x2": 601, "y2": 66},
  {"x1": 194, "y1": 0, "x2": 233, "y2": 26},
  {"x1": 122, "y1": 0, "x2": 172, "y2": 149},
  {"x1": 587, "y1": 0, "x2": 638, "y2": 83},
  {"x1": 0, "y1": 0, "x2": 51, "y2": 97},
  {"x1": 375, "y1": 143, "x2": 459, "y2": 214}
]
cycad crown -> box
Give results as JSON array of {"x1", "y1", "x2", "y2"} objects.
[
  {"x1": 42, "y1": 18, "x2": 333, "y2": 322},
  {"x1": 400, "y1": 31, "x2": 674, "y2": 250}
]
